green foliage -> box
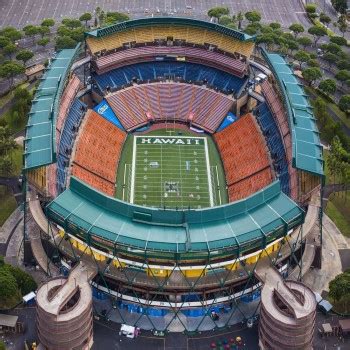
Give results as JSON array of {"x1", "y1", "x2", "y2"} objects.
[
  {"x1": 319, "y1": 13, "x2": 331, "y2": 25},
  {"x1": 0, "y1": 27, "x2": 22, "y2": 42},
  {"x1": 294, "y1": 50, "x2": 310, "y2": 68},
  {"x1": 307, "y1": 58, "x2": 320, "y2": 67},
  {"x1": 0, "y1": 340, "x2": 5, "y2": 350},
  {"x1": 269, "y1": 22, "x2": 281, "y2": 30},
  {"x1": 302, "y1": 67, "x2": 322, "y2": 85},
  {"x1": 319, "y1": 79, "x2": 337, "y2": 95},
  {"x1": 339, "y1": 95, "x2": 350, "y2": 112},
  {"x1": 323, "y1": 52, "x2": 338, "y2": 68},
  {"x1": 331, "y1": 0, "x2": 348, "y2": 14},
  {"x1": 289, "y1": 23, "x2": 304, "y2": 37},
  {"x1": 245, "y1": 11, "x2": 261, "y2": 23},
  {"x1": 0, "y1": 258, "x2": 37, "y2": 308},
  {"x1": 37, "y1": 37, "x2": 50, "y2": 47},
  {"x1": 3, "y1": 43, "x2": 17, "y2": 58},
  {"x1": 297, "y1": 36, "x2": 312, "y2": 48},
  {"x1": 305, "y1": 4, "x2": 317, "y2": 13},
  {"x1": 330, "y1": 36, "x2": 347, "y2": 46},
  {"x1": 0, "y1": 36, "x2": 11, "y2": 48},
  {"x1": 6, "y1": 265, "x2": 37, "y2": 295},
  {"x1": 61, "y1": 18, "x2": 82, "y2": 29},
  {"x1": 56, "y1": 35, "x2": 76, "y2": 49},
  {"x1": 337, "y1": 14, "x2": 348, "y2": 36},
  {"x1": 38, "y1": 26, "x2": 50, "y2": 38},
  {"x1": 324, "y1": 42, "x2": 342, "y2": 54},
  {"x1": 335, "y1": 70, "x2": 350, "y2": 84},
  {"x1": 15, "y1": 49, "x2": 34, "y2": 64},
  {"x1": 104, "y1": 12, "x2": 129, "y2": 25},
  {"x1": 79, "y1": 12, "x2": 92, "y2": 26},
  {"x1": 41, "y1": 18, "x2": 55, "y2": 27},
  {"x1": 23, "y1": 25, "x2": 39, "y2": 38},
  {"x1": 218, "y1": 15, "x2": 232, "y2": 26},
  {"x1": 0, "y1": 266, "x2": 18, "y2": 307},
  {"x1": 244, "y1": 23, "x2": 261, "y2": 35},
  {"x1": 308, "y1": 25, "x2": 327, "y2": 45},
  {"x1": 207, "y1": 7, "x2": 229, "y2": 19},
  {"x1": 0, "y1": 61, "x2": 25, "y2": 87}
]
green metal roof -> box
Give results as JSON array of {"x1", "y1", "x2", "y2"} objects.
[
  {"x1": 24, "y1": 45, "x2": 81, "y2": 171},
  {"x1": 46, "y1": 177, "x2": 304, "y2": 254},
  {"x1": 262, "y1": 50, "x2": 324, "y2": 177},
  {"x1": 85, "y1": 17, "x2": 255, "y2": 42}
]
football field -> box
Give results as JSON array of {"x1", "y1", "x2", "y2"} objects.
[{"x1": 130, "y1": 135, "x2": 214, "y2": 209}]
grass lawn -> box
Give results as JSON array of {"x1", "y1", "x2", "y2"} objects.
[
  {"x1": 0, "y1": 186, "x2": 17, "y2": 226},
  {"x1": 0, "y1": 82, "x2": 30, "y2": 108},
  {"x1": 305, "y1": 86, "x2": 350, "y2": 130},
  {"x1": 0, "y1": 146, "x2": 23, "y2": 177},
  {"x1": 116, "y1": 128, "x2": 228, "y2": 208},
  {"x1": 326, "y1": 192, "x2": 350, "y2": 237}
]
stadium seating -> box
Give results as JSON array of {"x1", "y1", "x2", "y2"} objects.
[
  {"x1": 255, "y1": 103, "x2": 290, "y2": 195},
  {"x1": 106, "y1": 82, "x2": 233, "y2": 132},
  {"x1": 56, "y1": 98, "x2": 87, "y2": 193},
  {"x1": 94, "y1": 62, "x2": 245, "y2": 95},
  {"x1": 261, "y1": 81, "x2": 297, "y2": 199},
  {"x1": 94, "y1": 45, "x2": 247, "y2": 77},
  {"x1": 72, "y1": 110, "x2": 126, "y2": 196},
  {"x1": 214, "y1": 113, "x2": 273, "y2": 201},
  {"x1": 56, "y1": 75, "x2": 82, "y2": 146},
  {"x1": 86, "y1": 26, "x2": 254, "y2": 58}
]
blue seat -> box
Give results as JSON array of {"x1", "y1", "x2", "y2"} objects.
[
  {"x1": 255, "y1": 103, "x2": 290, "y2": 195},
  {"x1": 56, "y1": 99, "x2": 87, "y2": 193}
]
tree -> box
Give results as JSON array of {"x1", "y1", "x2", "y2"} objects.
[
  {"x1": 308, "y1": 25, "x2": 327, "y2": 46},
  {"x1": 319, "y1": 13, "x2": 331, "y2": 26},
  {"x1": 324, "y1": 43, "x2": 342, "y2": 55},
  {"x1": 302, "y1": 67, "x2": 322, "y2": 86},
  {"x1": 218, "y1": 15, "x2": 233, "y2": 26},
  {"x1": 3, "y1": 43, "x2": 17, "y2": 59},
  {"x1": 6, "y1": 265, "x2": 37, "y2": 295},
  {"x1": 16, "y1": 50, "x2": 34, "y2": 65},
  {"x1": 335, "y1": 70, "x2": 350, "y2": 86},
  {"x1": 37, "y1": 37, "x2": 50, "y2": 48},
  {"x1": 23, "y1": 25, "x2": 39, "y2": 43},
  {"x1": 0, "y1": 27, "x2": 22, "y2": 42},
  {"x1": 256, "y1": 34, "x2": 275, "y2": 50},
  {"x1": 38, "y1": 25, "x2": 50, "y2": 38},
  {"x1": 41, "y1": 18, "x2": 55, "y2": 28},
  {"x1": 105, "y1": 12, "x2": 129, "y2": 25},
  {"x1": 286, "y1": 40, "x2": 299, "y2": 54},
  {"x1": 294, "y1": 50, "x2": 310, "y2": 69},
  {"x1": 323, "y1": 52, "x2": 338, "y2": 68},
  {"x1": 289, "y1": 23, "x2": 304, "y2": 38},
  {"x1": 0, "y1": 36, "x2": 10, "y2": 48},
  {"x1": 245, "y1": 11, "x2": 261, "y2": 23},
  {"x1": 79, "y1": 12, "x2": 92, "y2": 27},
  {"x1": 308, "y1": 58, "x2": 320, "y2": 67},
  {"x1": 56, "y1": 36, "x2": 76, "y2": 50},
  {"x1": 207, "y1": 7, "x2": 229, "y2": 20},
  {"x1": 297, "y1": 36, "x2": 312, "y2": 49},
  {"x1": 337, "y1": 14, "x2": 348, "y2": 37},
  {"x1": 244, "y1": 23, "x2": 261, "y2": 35},
  {"x1": 339, "y1": 95, "x2": 350, "y2": 112},
  {"x1": 269, "y1": 22, "x2": 281, "y2": 30},
  {"x1": 0, "y1": 61, "x2": 25, "y2": 87},
  {"x1": 330, "y1": 36, "x2": 347, "y2": 46},
  {"x1": 0, "y1": 267, "x2": 18, "y2": 307},
  {"x1": 331, "y1": 0, "x2": 348, "y2": 14},
  {"x1": 337, "y1": 59, "x2": 350, "y2": 70},
  {"x1": 319, "y1": 79, "x2": 337, "y2": 95},
  {"x1": 61, "y1": 18, "x2": 82, "y2": 29},
  {"x1": 0, "y1": 341, "x2": 5, "y2": 350},
  {"x1": 236, "y1": 12, "x2": 244, "y2": 30}
]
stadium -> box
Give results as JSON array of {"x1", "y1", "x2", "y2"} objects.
[{"x1": 23, "y1": 17, "x2": 324, "y2": 333}]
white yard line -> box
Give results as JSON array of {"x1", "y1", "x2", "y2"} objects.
[
  {"x1": 215, "y1": 165, "x2": 222, "y2": 206},
  {"x1": 129, "y1": 136, "x2": 137, "y2": 203},
  {"x1": 204, "y1": 137, "x2": 214, "y2": 207},
  {"x1": 122, "y1": 163, "x2": 127, "y2": 201}
]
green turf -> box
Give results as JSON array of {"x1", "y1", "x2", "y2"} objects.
[
  {"x1": 326, "y1": 192, "x2": 350, "y2": 237},
  {"x1": 0, "y1": 186, "x2": 17, "y2": 226},
  {"x1": 116, "y1": 128, "x2": 228, "y2": 208},
  {"x1": 131, "y1": 135, "x2": 212, "y2": 209}
]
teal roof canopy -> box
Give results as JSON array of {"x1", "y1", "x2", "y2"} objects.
[
  {"x1": 24, "y1": 45, "x2": 81, "y2": 171},
  {"x1": 85, "y1": 17, "x2": 254, "y2": 42},
  {"x1": 46, "y1": 177, "x2": 304, "y2": 254},
  {"x1": 262, "y1": 50, "x2": 324, "y2": 177}
]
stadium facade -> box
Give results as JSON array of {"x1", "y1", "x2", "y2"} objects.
[{"x1": 23, "y1": 17, "x2": 324, "y2": 332}]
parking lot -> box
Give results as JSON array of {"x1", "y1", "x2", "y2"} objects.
[{"x1": 0, "y1": 0, "x2": 309, "y2": 29}]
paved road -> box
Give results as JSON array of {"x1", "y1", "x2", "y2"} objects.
[{"x1": 0, "y1": 0, "x2": 309, "y2": 28}]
